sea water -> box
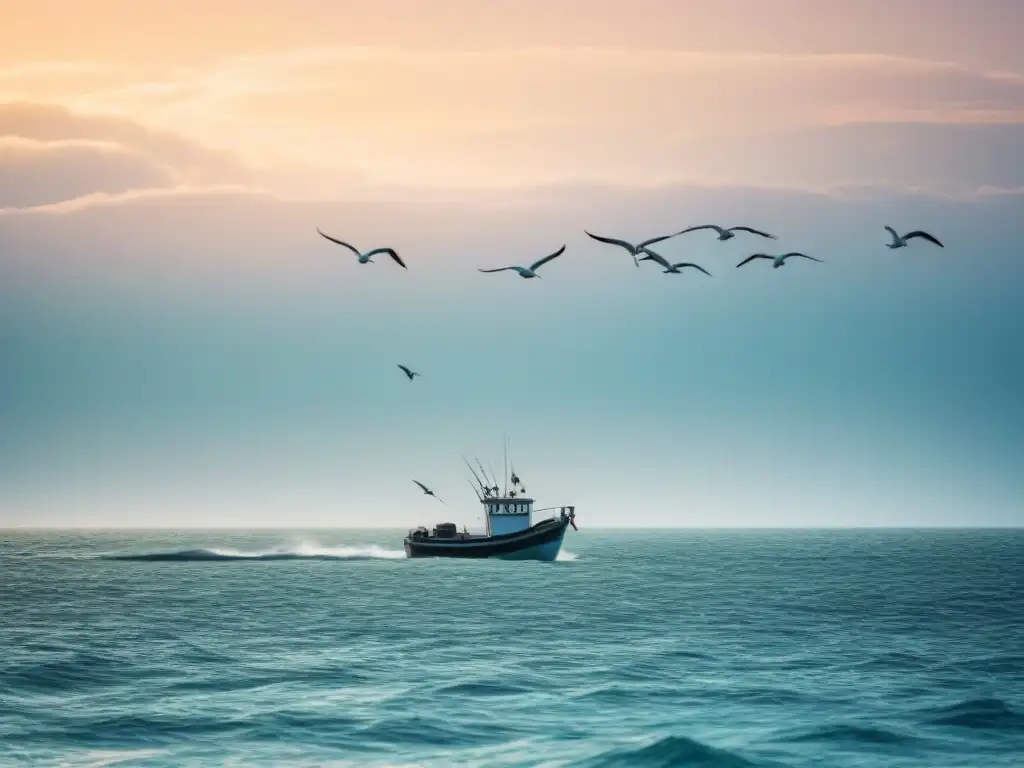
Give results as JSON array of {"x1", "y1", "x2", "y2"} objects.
[{"x1": 1, "y1": 528, "x2": 1022, "y2": 766}]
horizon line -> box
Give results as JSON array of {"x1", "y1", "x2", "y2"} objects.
[{"x1": 3, "y1": 525, "x2": 1021, "y2": 532}]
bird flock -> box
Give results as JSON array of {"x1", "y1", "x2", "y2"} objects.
[
  {"x1": 317, "y1": 221, "x2": 943, "y2": 278},
  {"x1": 314, "y1": 221, "x2": 944, "y2": 506}
]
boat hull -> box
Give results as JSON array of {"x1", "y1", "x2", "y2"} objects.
[{"x1": 404, "y1": 516, "x2": 569, "y2": 561}]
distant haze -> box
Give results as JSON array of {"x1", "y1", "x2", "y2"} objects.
[{"x1": 1, "y1": 1, "x2": 1021, "y2": 527}]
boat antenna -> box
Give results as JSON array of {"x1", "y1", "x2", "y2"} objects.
[
  {"x1": 465, "y1": 477, "x2": 482, "y2": 502},
  {"x1": 462, "y1": 454, "x2": 487, "y2": 496},
  {"x1": 509, "y1": 444, "x2": 519, "y2": 489},
  {"x1": 508, "y1": 434, "x2": 517, "y2": 490},
  {"x1": 487, "y1": 462, "x2": 500, "y2": 495},
  {"x1": 503, "y1": 432, "x2": 508, "y2": 497},
  {"x1": 475, "y1": 458, "x2": 494, "y2": 494}
]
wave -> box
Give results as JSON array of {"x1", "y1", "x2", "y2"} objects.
[
  {"x1": 58, "y1": 750, "x2": 169, "y2": 768},
  {"x1": 924, "y1": 697, "x2": 1024, "y2": 731},
  {"x1": 578, "y1": 735, "x2": 777, "y2": 767},
  {"x1": 782, "y1": 723, "x2": 918, "y2": 746},
  {"x1": 101, "y1": 543, "x2": 407, "y2": 562},
  {"x1": 433, "y1": 681, "x2": 535, "y2": 697}
]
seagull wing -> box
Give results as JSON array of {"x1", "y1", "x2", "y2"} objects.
[
  {"x1": 671, "y1": 262, "x2": 712, "y2": 276},
  {"x1": 674, "y1": 225, "x2": 724, "y2": 237},
  {"x1": 316, "y1": 228, "x2": 362, "y2": 256},
  {"x1": 783, "y1": 252, "x2": 824, "y2": 262},
  {"x1": 478, "y1": 266, "x2": 520, "y2": 274},
  {"x1": 736, "y1": 254, "x2": 773, "y2": 268},
  {"x1": 638, "y1": 233, "x2": 680, "y2": 248},
  {"x1": 884, "y1": 226, "x2": 900, "y2": 244},
  {"x1": 530, "y1": 245, "x2": 566, "y2": 272},
  {"x1": 638, "y1": 248, "x2": 671, "y2": 269},
  {"x1": 584, "y1": 231, "x2": 635, "y2": 251},
  {"x1": 903, "y1": 231, "x2": 944, "y2": 247},
  {"x1": 398, "y1": 364, "x2": 414, "y2": 378},
  {"x1": 366, "y1": 247, "x2": 408, "y2": 268},
  {"x1": 413, "y1": 480, "x2": 431, "y2": 494},
  {"x1": 730, "y1": 226, "x2": 777, "y2": 239}
]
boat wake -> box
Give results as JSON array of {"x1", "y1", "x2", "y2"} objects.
[
  {"x1": 101, "y1": 543, "x2": 407, "y2": 562},
  {"x1": 99, "y1": 545, "x2": 577, "y2": 563}
]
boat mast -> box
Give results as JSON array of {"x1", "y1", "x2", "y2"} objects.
[
  {"x1": 476, "y1": 458, "x2": 493, "y2": 495},
  {"x1": 462, "y1": 454, "x2": 487, "y2": 497},
  {"x1": 503, "y1": 433, "x2": 508, "y2": 497}
]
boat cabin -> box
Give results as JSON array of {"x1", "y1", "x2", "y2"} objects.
[{"x1": 482, "y1": 496, "x2": 534, "y2": 536}]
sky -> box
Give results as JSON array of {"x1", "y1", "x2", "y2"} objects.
[{"x1": 0, "y1": 0, "x2": 1021, "y2": 528}]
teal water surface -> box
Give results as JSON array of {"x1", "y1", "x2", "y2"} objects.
[{"x1": 1, "y1": 529, "x2": 1022, "y2": 766}]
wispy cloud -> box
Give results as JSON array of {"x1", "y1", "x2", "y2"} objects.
[
  {"x1": 0, "y1": 61, "x2": 114, "y2": 77},
  {"x1": 6, "y1": 45, "x2": 1017, "y2": 189},
  {"x1": 0, "y1": 184, "x2": 274, "y2": 216}
]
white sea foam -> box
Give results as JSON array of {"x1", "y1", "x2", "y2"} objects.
[{"x1": 100, "y1": 542, "x2": 407, "y2": 561}]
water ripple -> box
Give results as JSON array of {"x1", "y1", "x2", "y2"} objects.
[{"x1": 1, "y1": 528, "x2": 1022, "y2": 767}]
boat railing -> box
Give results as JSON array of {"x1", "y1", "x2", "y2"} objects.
[{"x1": 533, "y1": 505, "x2": 571, "y2": 514}]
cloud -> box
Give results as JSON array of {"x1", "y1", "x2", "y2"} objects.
[
  {"x1": 0, "y1": 135, "x2": 178, "y2": 208},
  {"x1": 660, "y1": 122, "x2": 1024, "y2": 192},
  {"x1": 46, "y1": 46, "x2": 1024, "y2": 189},
  {"x1": 0, "y1": 101, "x2": 257, "y2": 185},
  {"x1": 0, "y1": 183, "x2": 274, "y2": 215},
  {"x1": 0, "y1": 100, "x2": 263, "y2": 208},
  {"x1": 2, "y1": 163, "x2": 1021, "y2": 220},
  {"x1": 0, "y1": 101, "x2": 373, "y2": 208},
  {"x1": 5, "y1": 43, "x2": 1024, "y2": 212},
  {"x1": 78, "y1": 47, "x2": 1024, "y2": 129}
]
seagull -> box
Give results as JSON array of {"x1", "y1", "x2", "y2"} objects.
[
  {"x1": 637, "y1": 250, "x2": 712, "y2": 276},
  {"x1": 884, "y1": 227, "x2": 944, "y2": 249},
  {"x1": 413, "y1": 480, "x2": 444, "y2": 504},
  {"x1": 736, "y1": 252, "x2": 824, "y2": 269},
  {"x1": 397, "y1": 364, "x2": 420, "y2": 380},
  {"x1": 584, "y1": 230, "x2": 680, "y2": 266},
  {"x1": 674, "y1": 225, "x2": 777, "y2": 242},
  {"x1": 316, "y1": 228, "x2": 407, "y2": 269},
  {"x1": 478, "y1": 245, "x2": 565, "y2": 279}
]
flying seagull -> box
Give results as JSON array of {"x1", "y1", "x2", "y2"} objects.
[
  {"x1": 584, "y1": 230, "x2": 680, "y2": 266},
  {"x1": 674, "y1": 225, "x2": 777, "y2": 242},
  {"x1": 637, "y1": 250, "x2": 712, "y2": 276},
  {"x1": 884, "y1": 227, "x2": 944, "y2": 249},
  {"x1": 478, "y1": 245, "x2": 566, "y2": 279},
  {"x1": 413, "y1": 480, "x2": 444, "y2": 504},
  {"x1": 398, "y1": 364, "x2": 420, "y2": 380},
  {"x1": 736, "y1": 252, "x2": 824, "y2": 269},
  {"x1": 316, "y1": 228, "x2": 408, "y2": 269}
]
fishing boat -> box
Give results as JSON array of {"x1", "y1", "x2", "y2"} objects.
[{"x1": 403, "y1": 451, "x2": 577, "y2": 561}]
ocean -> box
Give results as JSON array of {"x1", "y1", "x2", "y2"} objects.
[{"x1": 1, "y1": 529, "x2": 1022, "y2": 767}]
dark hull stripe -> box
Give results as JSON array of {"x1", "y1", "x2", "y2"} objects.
[{"x1": 404, "y1": 518, "x2": 569, "y2": 558}]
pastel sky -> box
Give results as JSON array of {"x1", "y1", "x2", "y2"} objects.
[{"x1": 1, "y1": 1, "x2": 1021, "y2": 527}]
